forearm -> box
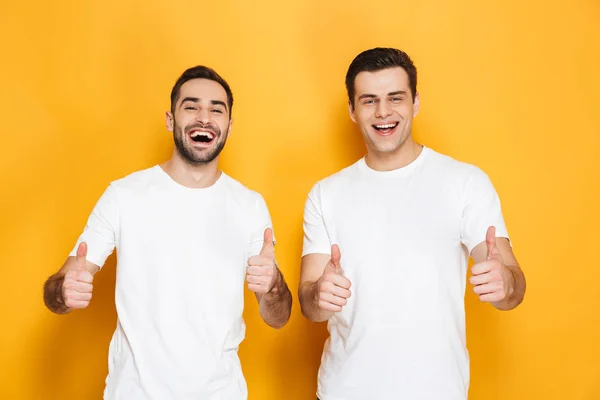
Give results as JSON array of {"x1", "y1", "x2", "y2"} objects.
[
  {"x1": 43, "y1": 273, "x2": 70, "y2": 314},
  {"x1": 493, "y1": 264, "x2": 526, "y2": 311},
  {"x1": 258, "y1": 269, "x2": 292, "y2": 329},
  {"x1": 298, "y1": 281, "x2": 334, "y2": 323}
]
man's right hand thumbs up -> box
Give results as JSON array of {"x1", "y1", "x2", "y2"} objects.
[
  {"x1": 316, "y1": 244, "x2": 352, "y2": 313},
  {"x1": 62, "y1": 242, "x2": 94, "y2": 310}
]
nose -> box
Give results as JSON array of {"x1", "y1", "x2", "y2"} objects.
[
  {"x1": 195, "y1": 107, "x2": 211, "y2": 123},
  {"x1": 375, "y1": 100, "x2": 392, "y2": 118}
]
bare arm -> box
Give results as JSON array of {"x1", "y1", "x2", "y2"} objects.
[
  {"x1": 246, "y1": 228, "x2": 292, "y2": 329},
  {"x1": 43, "y1": 242, "x2": 100, "y2": 314},
  {"x1": 298, "y1": 246, "x2": 351, "y2": 323},
  {"x1": 469, "y1": 227, "x2": 526, "y2": 311},
  {"x1": 299, "y1": 254, "x2": 334, "y2": 322},
  {"x1": 254, "y1": 268, "x2": 292, "y2": 329}
]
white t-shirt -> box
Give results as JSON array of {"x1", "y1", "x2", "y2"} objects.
[
  {"x1": 302, "y1": 146, "x2": 509, "y2": 400},
  {"x1": 69, "y1": 166, "x2": 273, "y2": 400}
]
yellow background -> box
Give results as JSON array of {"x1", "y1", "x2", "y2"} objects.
[{"x1": 1, "y1": 0, "x2": 599, "y2": 399}]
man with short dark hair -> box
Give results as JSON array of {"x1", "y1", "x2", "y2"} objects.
[
  {"x1": 43, "y1": 65, "x2": 292, "y2": 399},
  {"x1": 298, "y1": 48, "x2": 526, "y2": 400}
]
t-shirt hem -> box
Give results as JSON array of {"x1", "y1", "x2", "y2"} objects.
[
  {"x1": 465, "y1": 230, "x2": 510, "y2": 255},
  {"x1": 67, "y1": 250, "x2": 106, "y2": 270},
  {"x1": 301, "y1": 247, "x2": 332, "y2": 258}
]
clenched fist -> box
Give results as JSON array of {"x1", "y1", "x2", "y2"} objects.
[
  {"x1": 316, "y1": 244, "x2": 352, "y2": 313},
  {"x1": 62, "y1": 242, "x2": 94, "y2": 309}
]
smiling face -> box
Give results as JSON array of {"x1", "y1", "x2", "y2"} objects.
[
  {"x1": 166, "y1": 78, "x2": 232, "y2": 166},
  {"x1": 349, "y1": 67, "x2": 420, "y2": 158}
]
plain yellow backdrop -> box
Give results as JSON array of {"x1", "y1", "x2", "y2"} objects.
[{"x1": 1, "y1": 0, "x2": 599, "y2": 399}]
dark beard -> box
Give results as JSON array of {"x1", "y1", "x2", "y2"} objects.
[{"x1": 173, "y1": 121, "x2": 228, "y2": 166}]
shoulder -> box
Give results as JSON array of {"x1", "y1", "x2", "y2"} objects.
[
  {"x1": 424, "y1": 147, "x2": 490, "y2": 185},
  {"x1": 220, "y1": 173, "x2": 267, "y2": 210},
  {"x1": 308, "y1": 159, "x2": 362, "y2": 199},
  {"x1": 109, "y1": 166, "x2": 162, "y2": 190}
]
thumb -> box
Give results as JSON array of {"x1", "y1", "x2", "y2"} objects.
[
  {"x1": 330, "y1": 244, "x2": 342, "y2": 273},
  {"x1": 259, "y1": 228, "x2": 275, "y2": 257},
  {"x1": 75, "y1": 242, "x2": 88, "y2": 270},
  {"x1": 485, "y1": 226, "x2": 499, "y2": 260}
]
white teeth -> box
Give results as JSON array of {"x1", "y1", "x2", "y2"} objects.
[
  {"x1": 190, "y1": 131, "x2": 214, "y2": 139},
  {"x1": 375, "y1": 123, "x2": 397, "y2": 129}
]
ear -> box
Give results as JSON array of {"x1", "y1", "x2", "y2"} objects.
[
  {"x1": 166, "y1": 111, "x2": 174, "y2": 132},
  {"x1": 348, "y1": 100, "x2": 357, "y2": 123},
  {"x1": 413, "y1": 92, "x2": 420, "y2": 118},
  {"x1": 227, "y1": 117, "x2": 234, "y2": 136}
]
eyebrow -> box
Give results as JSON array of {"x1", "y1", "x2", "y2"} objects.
[
  {"x1": 357, "y1": 94, "x2": 377, "y2": 101},
  {"x1": 357, "y1": 90, "x2": 407, "y2": 100},
  {"x1": 179, "y1": 97, "x2": 228, "y2": 111},
  {"x1": 210, "y1": 100, "x2": 227, "y2": 110},
  {"x1": 180, "y1": 97, "x2": 199, "y2": 105}
]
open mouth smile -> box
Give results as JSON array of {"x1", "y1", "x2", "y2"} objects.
[
  {"x1": 372, "y1": 121, "x2": 399, "y2": 136},
  {"x1": 188, "y1": 129, "x2": 216, "y2": 145}
]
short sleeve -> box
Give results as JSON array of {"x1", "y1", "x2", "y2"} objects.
[
  {"x1": 69, "y1": 184, "x2": 118, "y2": 268},
  {"x1": 248, "y1": 194, "x2": 275, "y2": 257},
  {"x1": 301, "y1": 183, "x2": 331, "y2": 257},
  {"x1": 460, "y1": 166, "x2": 509, "y2": 254}
]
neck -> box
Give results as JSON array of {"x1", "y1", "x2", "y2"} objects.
[
  {"x1": 160, "y1": 151, "x2": 221, "y2": 188},
  {"x1": 365, "y1": 137, "x2": 423, "y2": 172}
]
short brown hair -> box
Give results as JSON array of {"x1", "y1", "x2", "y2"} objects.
[
  {"x1": 170, "y1": 65, "x2": 233, "y2": 115},
  {"x1": 345, "y1": 48, "x2": 417, "y2": 107}
]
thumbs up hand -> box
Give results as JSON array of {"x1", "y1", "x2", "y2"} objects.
[
  {"x1": 246, "y1": 228, "x2": 279, "y2": 294},
  {"x1": 62, "y1": 242, "x2": 94, "y2": 310},
  {"x1": 316, "y1": 245, "x2": 352, "y2": 313},
  {"x1": 469, "y1": 226, "x2": 513, "y2": 303}
]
